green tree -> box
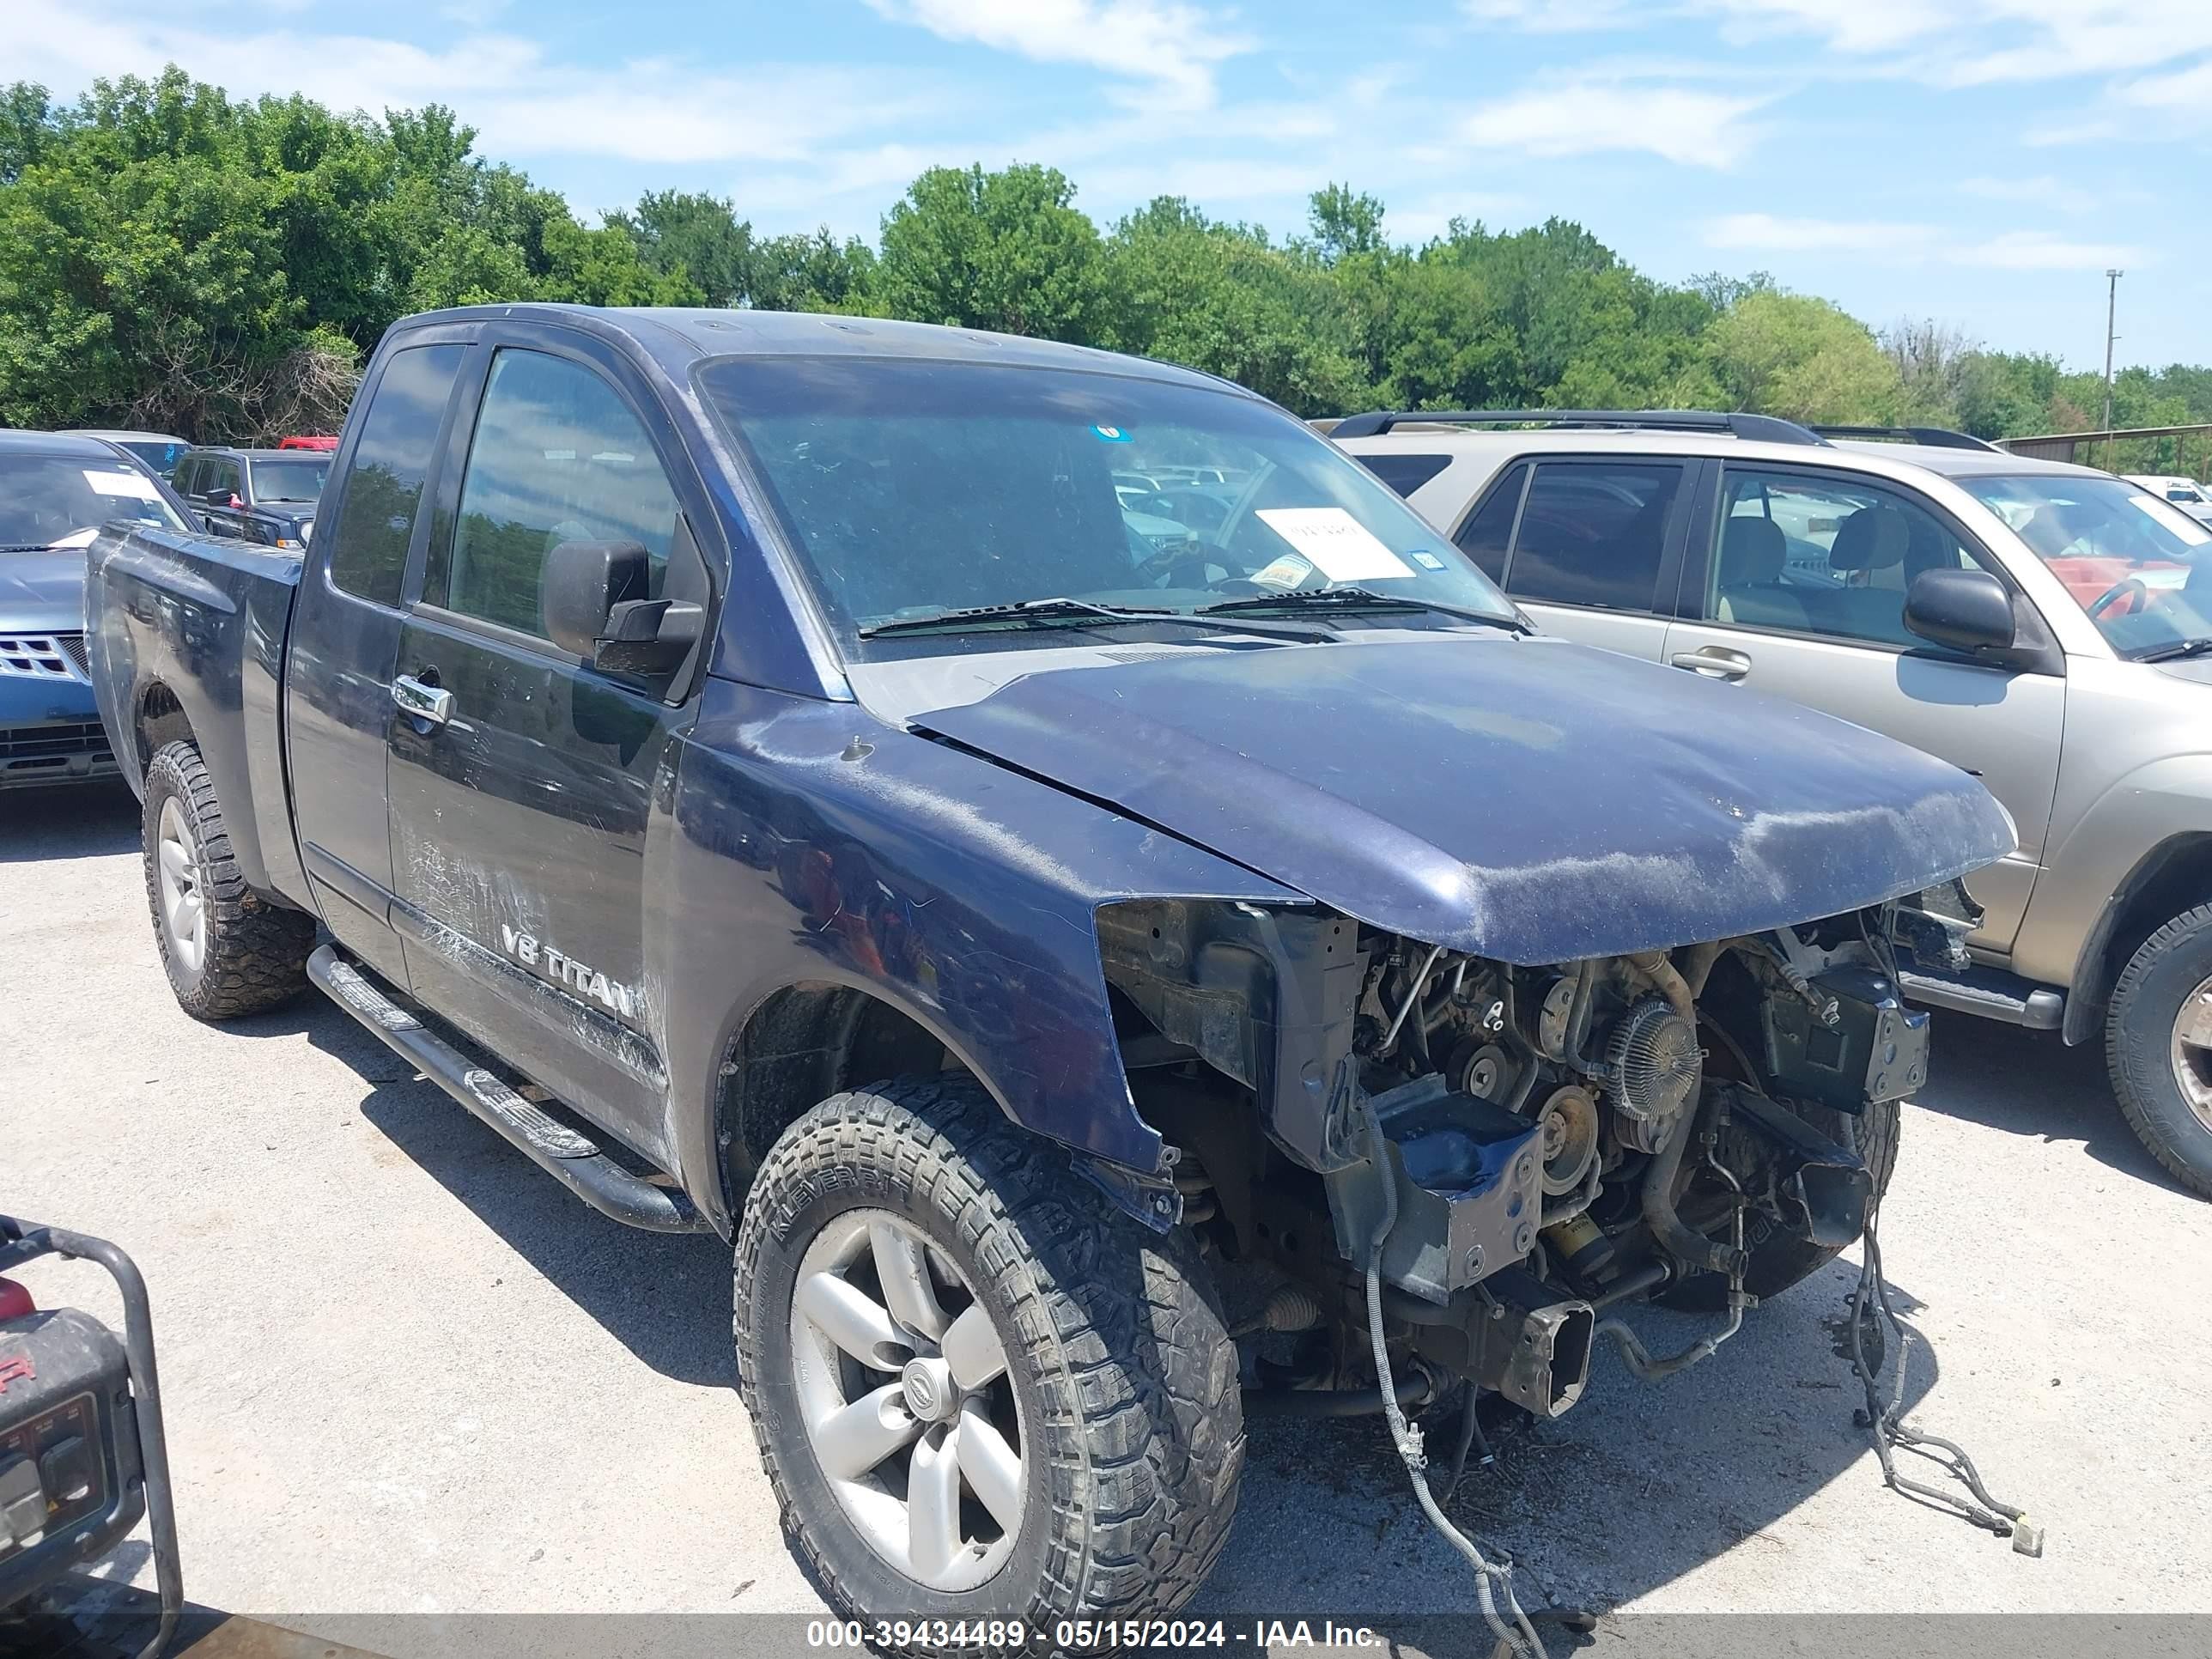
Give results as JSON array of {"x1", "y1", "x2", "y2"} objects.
[
  {"x1": 1704, "y1": 291, "x2": 1902, "y2": 423},
  {"x1": 614, "y1": 188, "x2": 756, "y2": 307},
  {"x1": 1106, "y1": 197, "x2": 1366, "y2": 415},
  {"x1": 876, "y1": 163, "x2": 1108, "y2": 340}
]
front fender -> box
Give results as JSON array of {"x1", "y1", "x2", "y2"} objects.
[
  {"x1": 653, "y1": 678, "x2": 1304, "y2": 1232},
  {"x1": 2016, "y1": 754, "x2": 2212, "y2": 991}
]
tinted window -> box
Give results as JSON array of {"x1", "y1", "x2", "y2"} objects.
[
  {"x1": 204, "y1": 459, "x2": 241, "y2": 501},
  {"x1": 172, "y1": 457, "x2": 200, "y2": 496},
  {"x1": 438, "y1": 349, "x2": 679, "y2": 638},
  {"x1": 325, "y1": 344, "x2": 465, "y2": 605},
  {"x1": 1712, "y1": 467, "x2": 1995, "y2": 647},
  {"x1": 1356, "y1": 452, "x2": 1453, "y2": 499},
  {"x1": 1454, "y1": 462, "x2": 1527, "y2": 582},
  {"x1": 1505, "y1": 461, "x2": 1680, "y2": 611}
]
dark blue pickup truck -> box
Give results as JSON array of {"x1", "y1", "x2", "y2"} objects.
[{"x1": 87, "y1": 305, "x2": 2011, "y2": 1641}]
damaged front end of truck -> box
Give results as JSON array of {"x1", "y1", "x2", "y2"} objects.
[
  {"x1": 1102, "y1": 898, "x2": 1929, "y2": 1420},
  {"x1": 906, "y1": 634, "x2": 2018, "y2": 1430}
]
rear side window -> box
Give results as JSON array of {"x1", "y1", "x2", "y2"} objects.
[
  {"x1": 1504, "y1": 461, "x2": 1683, "y2": 612},
  {"x1": 325, "y1": 344, "x2": 465, "y2": 605},
  {"x1": 1355, "y1": 452, "x2": 1452, "y2": 499},
  {"x1": 1453, "y1": 462, "x2": 1528, "y2": 582}
]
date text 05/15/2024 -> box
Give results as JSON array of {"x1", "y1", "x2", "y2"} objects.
[{"x1": 805, "y1": 1620, "x2": 1388, "y2": 1651}]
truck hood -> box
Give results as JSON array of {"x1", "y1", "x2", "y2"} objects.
[
  {"x1": 0, "y1": 548, "x2": 88, "y2": 634},
  {"x1": 910, "y1": 634, "x2": 2014, "y2": 963}
]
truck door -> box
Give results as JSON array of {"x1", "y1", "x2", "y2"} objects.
[
  {"x1": 384, "y1": 337, "x2": 699, "y2": 1164},
  {"x1": 284, "y1": 338, "x2": 471, "y2": 987}
]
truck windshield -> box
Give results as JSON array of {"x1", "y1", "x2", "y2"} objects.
[
  {"x1": 1960, "y1": 471, "x2": 2212, "y2": 658},
  {"x1": 0, "y1": 453, "x2": 186, "y2": 549},
  {"x1": 696, "y1": 355, "x2": 1515, "y2": 653}
]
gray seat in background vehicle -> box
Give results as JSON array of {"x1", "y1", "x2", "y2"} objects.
[
  {"x1": 1715, "y1": 516, "x2": 1808, "y2": 629},
  {"x1": 1802, "y1": 506, "x2": 1914, "y2": 643}
]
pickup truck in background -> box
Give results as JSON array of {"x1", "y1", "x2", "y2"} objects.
[{"x1": 86, "y1": 304, "x2": 2014, "y2": 1642}]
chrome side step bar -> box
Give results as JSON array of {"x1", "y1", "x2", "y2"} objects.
[{"x1": 307, "y1": 944, "x2": 710, "y2": 1235}]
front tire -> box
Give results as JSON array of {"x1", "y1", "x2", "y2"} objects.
[
  {"x1": 142, "y1": 740, "x2": 314, "y2": 1020},
  {"x1": 733, "y1": 1079, "x2": 1243, "y2": 1651},
  {"x1": 2106, "y1": 904, "x2": 2212, "y2": 1199}
]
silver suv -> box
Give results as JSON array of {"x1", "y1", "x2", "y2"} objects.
[{"x1": 1334, "y1": 409, "x2": 2212, "y2": 1198}]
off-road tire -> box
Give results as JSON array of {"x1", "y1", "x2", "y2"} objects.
[
  {"x1": 1660, "y1": 1095, "x2": 1900, "y2": 1311},
  {"x1": 2106, "y1": 905, "x2": 2212, "y2": 1199},
  {"x1": 142, "y1": 740, "x2": 315, "y2": 1020},
  {"x1": 733, "y1": 1078, "x2": 1243, "y2": 1653}
]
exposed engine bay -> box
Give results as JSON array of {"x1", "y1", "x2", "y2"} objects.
[{"x1": 1102, "y1": 898, "x2": 1928, "y2": 1419}]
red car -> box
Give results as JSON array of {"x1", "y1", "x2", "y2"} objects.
[{"x1": 277, "y1": 434, "x2": 337, "y2": 451}]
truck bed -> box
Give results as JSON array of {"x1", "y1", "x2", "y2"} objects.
[{"x1": 84, "y1": 525, "x2": 309, "y2": 908}]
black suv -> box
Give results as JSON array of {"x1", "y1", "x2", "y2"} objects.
[{"x1": 172, "y1": 447, "x2": 331, "y2": 550}]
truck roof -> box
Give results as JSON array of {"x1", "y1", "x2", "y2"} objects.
[
  {"x1": 0, "y1": 429, "x2": 139, "y2": 459},
  {"x1": 391, "y1": 304, "x2": 1249, "y2": 398}
]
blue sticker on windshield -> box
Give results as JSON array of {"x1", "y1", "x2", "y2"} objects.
[
  {"x1": 1091, "y1": 424, "x2": 1133, "y2": 442},
  {"x1": 1410, "y1": 550, "x2": 1446, "y2": 570}
]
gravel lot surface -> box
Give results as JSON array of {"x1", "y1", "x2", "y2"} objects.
[{"x1": 7, "y1": 782, "x2": 2209, "y2": 1653}]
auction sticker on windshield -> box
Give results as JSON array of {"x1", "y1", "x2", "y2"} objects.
[
  {"x1": 84, "y1": 469, "x2": 161, "y2": 501},
  {"x1": 1255, "y1": 506, "x2": 1413, "y2": 581}
]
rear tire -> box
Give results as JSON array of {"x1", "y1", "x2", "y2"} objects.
[
  {"x1": 2106, "y1": 905, "x2": 2212, "y2": 1200},
  {"x1": 733, "y1": 1078, "x2": 1243, "y2": 1653},
  {"x1": 1660, "y1": 1095, "x2": 1900, "y2": 1310},
  {"x1": 142, "y1": 740, "x2": 315, "y2": 1020}
]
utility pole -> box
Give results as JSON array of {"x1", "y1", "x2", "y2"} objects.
[{"x1": 2102, "y1": 267, "x2": 2123, "y2": 469}]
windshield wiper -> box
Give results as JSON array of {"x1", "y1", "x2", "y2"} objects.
[
  {"x1": 859, "y1": 595, "x2": 1329, "y2": 642},
  {"x1": 2135, "y1": 637, "x2": 2212, "y2": 662},
  {"x1": 1195, "y1": 586, "x2": 1530, "y2": 633}
]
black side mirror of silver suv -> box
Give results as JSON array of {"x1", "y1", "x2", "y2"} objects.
[{"x1": 1905, "y1": 568, "x2": 2015, "y2": 656}]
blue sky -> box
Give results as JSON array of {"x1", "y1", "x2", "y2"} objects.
[{"x1": 11, "y1": 0, "x2": 2210, "y2": 369}]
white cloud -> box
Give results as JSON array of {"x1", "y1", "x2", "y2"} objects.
[
  {"x1": 0, "y1": 0, "x2": 930, "y2": 167},
  {"x1": 1960, "y1": 229, "x2": 2139, "y2": 270},
  {"x1": 1958, "y1": 173, "x2": 2100, "y2": 213},
  {"x1": 1708, "y1": 213, "x2": 2141, "y2": 271},
  {"x1": 1462, "y1": 0, "x2": 1646, "y2": 33},
  {"x1": 1706, "y1": 213, "x2": 1927, "y2": 253},
  {"x1": 862, "y1": 0, "x2": 1251, "y2": 108},
  {"x1": 1462, "y1": 82, "x2": 1767, "y2": 167}
]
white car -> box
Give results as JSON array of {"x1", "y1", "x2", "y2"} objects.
[{"x1": 2125, "y1": 474, "x2": 2212, "y2": 526}]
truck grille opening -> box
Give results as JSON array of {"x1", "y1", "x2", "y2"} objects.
[{"x1": 0, "y1": 633, "x2": 89, "y2": 682}]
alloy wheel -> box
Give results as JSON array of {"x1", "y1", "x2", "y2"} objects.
[
  {"x1": 155, "y1": 796, "x2": 207, "y2": 976},
  {"x1": 2167, "y1": 971, "x2": 2212, "y2": 1133},
  {"x1": 787, "y1": 1208, "x2": 1027, "y2": 1592}
]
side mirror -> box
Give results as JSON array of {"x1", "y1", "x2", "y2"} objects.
[
  {"x1": 541, "y1": 538, "x2": 702, "y2": 675},
  {"x1": 1905, "y1": 568, "x2": 2015, "y2": 656}
]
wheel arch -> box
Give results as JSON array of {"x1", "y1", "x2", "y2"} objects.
[
  {"x1": 133, "y1": 679, "x2": 195, "y2": 776},
  {"x1": 710, "y1": 973, "x2": 1013, "y2": 1224},
  {"x1": 2063, "y1": 831, "x2": 2212, "y2": 1045}
]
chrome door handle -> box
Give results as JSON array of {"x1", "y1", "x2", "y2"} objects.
[
  {"x1": 1669, "y1": 647, "x2": 1752, "y2": 682},
  {"x1": 392, "y1": 674, "x2": 453, "y2": 726}
]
